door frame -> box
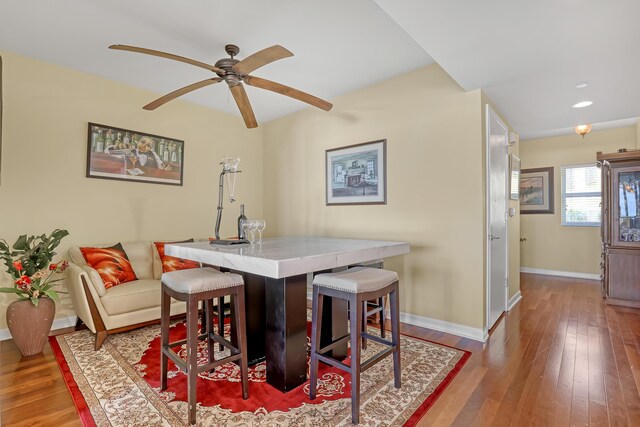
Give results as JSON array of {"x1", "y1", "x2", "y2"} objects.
[{"x1": 485, "y1": 104, "x2": 509, "y2": 330}]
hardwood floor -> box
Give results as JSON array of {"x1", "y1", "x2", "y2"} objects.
[{"x1": 1, "y1": 273, "x2": 639, "y2": 426}]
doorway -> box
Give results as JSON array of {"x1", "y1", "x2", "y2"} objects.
[{"x1": 486, "y1": 105, "x2": 509, "y2": 330}]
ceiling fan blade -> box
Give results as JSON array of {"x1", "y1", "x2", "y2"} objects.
[
  {"x1": 244, "y1": 75, "x2": 333, "y2": 111},
  {"x1": 109, "y1": 44, "x2": 223, "y2": 74},
  {"x1": 143, "y1": 78, "x2": 222, "y2": 110},
  {"x1": 230, "y1": 83, "x2": 258, "y2": 128},
  {"x1": 233, "y1": 45, "x2": 293, "y2": 75}
]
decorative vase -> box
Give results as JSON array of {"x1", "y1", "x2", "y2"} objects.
[{"x1": 6, "y1": 298, "x2": 55, "y2": 357}]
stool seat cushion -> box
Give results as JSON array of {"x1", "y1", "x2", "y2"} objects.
[
  {"x1": 313, "y1": 266, "x2": 398, "y2": 294},
  {"x1": 162, "y1": 267, "x2": 243, "y2": 294}
]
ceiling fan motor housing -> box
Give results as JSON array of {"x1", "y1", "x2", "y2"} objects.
[{"x1": 214, "y1": 57, "x2": 241, "y2": 86}]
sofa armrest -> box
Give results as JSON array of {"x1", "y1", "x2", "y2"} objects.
[
  {"x1": 75, "y1": 264, "x2": 106, "y2": 296},
  {"x1": 66, "y1": 262, "x2": 98, "y2": 333}
]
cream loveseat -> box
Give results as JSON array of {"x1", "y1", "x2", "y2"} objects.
[{"x1": 66, "y1": 241, "x2": 188, "y2": 350}]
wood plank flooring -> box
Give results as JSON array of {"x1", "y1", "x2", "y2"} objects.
[{"x1": 1, "y1": 273, "x2": 639, "y2": 426}]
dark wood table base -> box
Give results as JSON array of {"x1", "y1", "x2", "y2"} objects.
[{"x1": 230, "y1": 271, "x2": 349, "y2": 392}]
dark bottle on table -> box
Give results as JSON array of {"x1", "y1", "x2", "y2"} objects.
[{"x1": 238, "y1": 204, "x2": 247, "y2": 240}]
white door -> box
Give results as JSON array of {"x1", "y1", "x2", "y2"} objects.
[{"x1": 486, "y1": 105, "x2": 508, "y2": 330}]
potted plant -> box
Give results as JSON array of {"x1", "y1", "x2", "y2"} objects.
[{"x1": 0, "y1": 229, "x2": 69, "y2": 356}]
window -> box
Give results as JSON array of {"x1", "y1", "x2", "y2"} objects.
[{"x1": 561, "y1": 164, "x2": 601, "y2": 226}]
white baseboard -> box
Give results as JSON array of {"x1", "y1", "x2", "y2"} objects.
[
  {"x1": 0, "y1": 315, "x2": 77, "y2": 342},
  {"x1": 508, "y1": 291, "x2": 522, "y2": 311},
  {"x1": 400, "y1": 312, "x2": 486, "y2": 342},
  {"x1": 520, "y1": 267, "x2": 599, "y2": 281},
  {"x1": 306, "y1": 287, "x2": 485, "y2": 342}
]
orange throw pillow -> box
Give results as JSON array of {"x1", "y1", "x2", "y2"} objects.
[
  {"x1": 154, "y1": 241, "x2": 200, "y2": 273},
  {"x1": 79, "y1": 243, "x2": 138, "y2": 289}
]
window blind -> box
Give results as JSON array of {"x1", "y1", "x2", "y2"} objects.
[{"x1": 561, "y1": 164, "x2": 601, "y2": 226}]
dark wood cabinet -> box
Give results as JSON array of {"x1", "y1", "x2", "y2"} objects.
[{"x1": 598, "y1": 150, "x2": 640, "y2": 308}]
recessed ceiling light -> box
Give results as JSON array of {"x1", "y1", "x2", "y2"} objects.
[
  {"x1": 575, "y1": 82, "x2": 588, "y2": 89},
  {"x1": 572, "y1": 101, "x2": 593, "y2": 109}
]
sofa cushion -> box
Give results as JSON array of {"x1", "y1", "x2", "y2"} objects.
[
  {"x1": 100, "y1": 279, "x2": 163, "y2": 316},
  {"x1": 79, "y1": 243, "x2": 138, "y2": 289},
  {"x1": 154, "y1": 241, "x2": 200, "y2": 273},
  {"x1": 70, "y1": 241, "x2": 154, "y2": 280},
  {"x1": 121, "y1": 242, "x2": 154, "y2": 279}
]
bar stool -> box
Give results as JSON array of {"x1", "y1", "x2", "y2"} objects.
[
  {"x1": 309, "y1": 267, "x2": 401, "y2": 424},
  {"x1": 160, "y1": 267, "x2": 249, "y2": 425}
]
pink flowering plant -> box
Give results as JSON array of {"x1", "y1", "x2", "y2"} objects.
[{"x1": 0, "y1": 229, "x2": 69, "y2": 306}]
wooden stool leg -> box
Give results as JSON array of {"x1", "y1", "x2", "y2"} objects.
[
  {"x1": 309, "y1": 286, "x2": 324, "y2": 400},
  {"x1": 350, "y1": 295, "x2": 363, "y2": 425},
  {"x1": 205, "y1": 299, "x2": 215, "y2": 372},
  {"x1": 378, "y1": 296, "x2": 386, "y2": 339},
  {"x1": 218, "y1": 296, "x2": 225, "y2": 351},
  {"x1": 361, "y1": 300, "x2": 368, "y2": 350},
  {"x1": 160, "y1": 286, "x2": 171, "y2": 391},
  {"x1": 186, "y1": 298, "x2": 199, "y2": 425},
  {"x1": 390, "y1": 286, "x2": 401, "y2": 389},
  {"x1": 234, "y1": 289, "x2": 249, "y2": 400}
]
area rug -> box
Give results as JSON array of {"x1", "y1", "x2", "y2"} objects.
[{"x1": 50, "y1": 318, "x2": 470, "y2": 426}]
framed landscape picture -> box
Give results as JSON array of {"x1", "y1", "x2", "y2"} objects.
[
  {"x1": 520, "y1": 166, "x2": 554, "y2": 214},
  {"x1": 326, "y1": 139, "x2": 386, "y2": 205},
  {"x1": 86, "y1": 123, "x2": 184, "y2": 186}
]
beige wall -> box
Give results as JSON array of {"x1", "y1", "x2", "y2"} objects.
[
  {"x1": 263, "y1": 65, "x2": 488, "y2": 331},
  {"x1": 637, "y1": 119, "x2": 640, "y2": 148},
  {"x1": 0, "y1": 50, "x2": 263, "y2": 329},
  {"x1": 519, "y1": 126, "x2": 637, "y2": 274}
]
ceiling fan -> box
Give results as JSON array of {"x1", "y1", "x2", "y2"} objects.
[{"x1": 109, "y1": 43, "x2": 333, "y2": 128}]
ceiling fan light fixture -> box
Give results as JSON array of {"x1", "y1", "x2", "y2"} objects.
[{"x1": 575, "y1": 124, "x2": 592, "y2": 138}]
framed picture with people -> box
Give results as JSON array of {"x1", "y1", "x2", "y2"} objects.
[{"x1": 86, "y1": 123, "x2": 184, "y2": 186}]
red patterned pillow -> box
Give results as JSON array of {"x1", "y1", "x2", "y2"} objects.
[
  {"x1": 80, "y1": 243, "x2": 138, "y2": 289},
  {"x1": 154, "y1": 241, "x2": 200, "y2": 273}
]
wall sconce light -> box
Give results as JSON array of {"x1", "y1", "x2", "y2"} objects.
[{"x1": 575, "y1": 124, "x2": 592, "y2": 138}]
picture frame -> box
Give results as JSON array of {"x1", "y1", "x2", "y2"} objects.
[
  {"x1": 509, "y1": 154, "x2": 521, "y2": 201},
  {"x1": 86, "y1": 123, "x2": 184, "y2": 186},
  {"x1": 520, "y1": 166, "x2": 554, "y2": 214},
  {"x1": 326, "y1": 139, "x2": 386, "y2": 205}
]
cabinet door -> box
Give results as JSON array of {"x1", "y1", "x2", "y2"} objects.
[
  {"x1": 607, "y1": 248, "x2": 640, "y2": 302},
  {"x1": 612, "y1": 164, "x2": 640, "y2": 247}
]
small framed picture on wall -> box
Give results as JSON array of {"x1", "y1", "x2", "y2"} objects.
[{"x1": 519, "y1": 166, "x2": 554, "y2": 214}]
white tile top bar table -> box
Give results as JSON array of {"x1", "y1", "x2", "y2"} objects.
[
  {"x1": 166, "y1": 236, "x2": 410, "y2": 392},
  {"x1": 166, "y1": 236, "x2": 409, "y2": 279}
]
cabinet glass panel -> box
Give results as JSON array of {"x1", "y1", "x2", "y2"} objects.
[{"x1": 618, "y1": 171, "x2": 640, "y2": 242}]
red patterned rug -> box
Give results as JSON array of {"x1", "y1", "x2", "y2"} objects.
[{"x1": 51, "y1": 318, "x2": 470, "y2": 426}]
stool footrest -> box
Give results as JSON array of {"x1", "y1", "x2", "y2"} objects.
[
  {"x1": 166, "y1": 333, "x2": 208, "y2": 349},
  {"x1": 208, "y1": 332, "x2": 239, "y2": 354},
  {"x1": 361, "y1": 332, "x2": 393, "y2": 347},
  {"x1": 317, "y1": 334, "x2": 350, "y2": 355},
  {"x1": 316, "y1": 353, "x2": 352, "y2": 373},
  {"x1": 361, "y1": 346, "x2": 397, "y2": 372},
  {"x1": 197, "y1": 353, "x2": 242, "y2": 373},
  {"x1": 163, "y1": 347, "x2": 188, "y2": 372},
  {"x1": 366, "y1": 306, "x2": 383, "y2": 317}
]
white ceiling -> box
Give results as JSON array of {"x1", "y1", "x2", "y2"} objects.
[
  {"x1": 1, "y1": 1, "x2": 638, "y2": 139},
  {"x1": 375, "y1": 0, "x2": 640, "y2": 139},
  {"x1": 0, "y1": 0, "x2": 432, "y2": 125}
]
